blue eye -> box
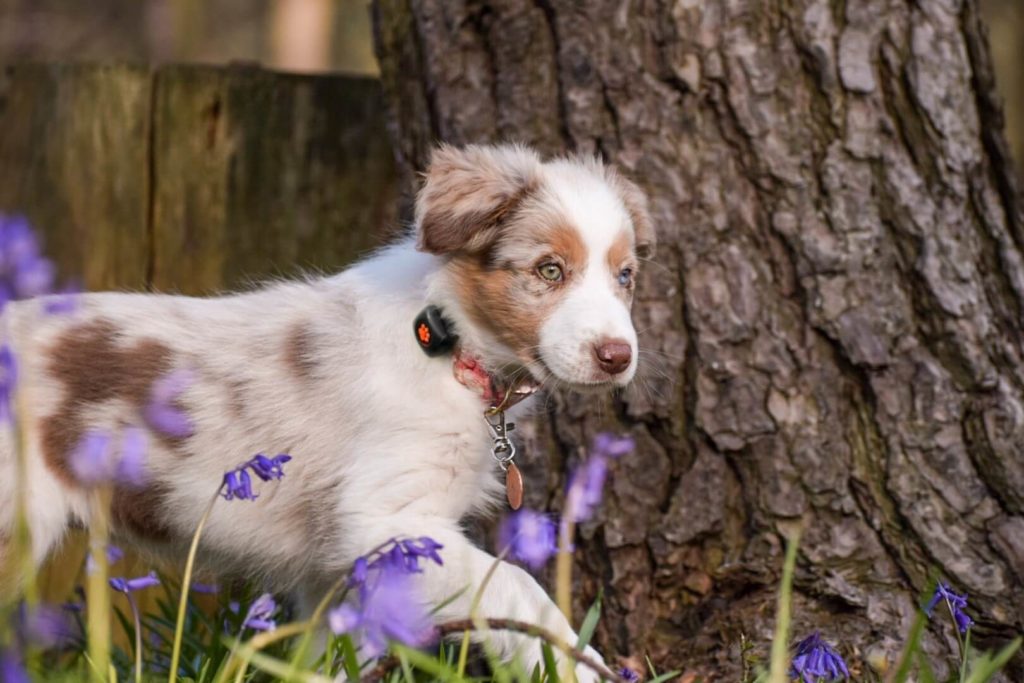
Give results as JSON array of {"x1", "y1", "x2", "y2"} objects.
[{"x1": 618, "y1": 268, "x2": 633, "y2": 286}]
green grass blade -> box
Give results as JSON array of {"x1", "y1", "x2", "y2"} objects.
[
  {"x1": 964, "y1": 637, "x2": 1022, "y2": 683},
  {"x1": 577, "y1": 592, "x2": 602, "y2": 651},
  {"x1": 541, "y1": 642, "x2": 561, "y2": 683},
  {"x1": 889, "y1": 609, "x2": 927, "y2": 683}
]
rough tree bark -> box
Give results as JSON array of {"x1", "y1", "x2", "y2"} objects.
[{"x1": 372, "y1": 1, "x2": 1024, "y2": 678}]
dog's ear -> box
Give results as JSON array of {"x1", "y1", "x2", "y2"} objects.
[
  {"x1": 609, "y1": 170, "x2": 656, "y2": 259},
  {"x1": 415, "y1": 144, "x2": 541, "y2": 255}
]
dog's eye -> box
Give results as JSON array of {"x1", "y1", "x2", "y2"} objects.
[
  {"x1": 618, "y1": 267, "x2": 633, "y2": 286},
  {"x1": 537, "y1": 263, "x2": 564, "y2": 282}
]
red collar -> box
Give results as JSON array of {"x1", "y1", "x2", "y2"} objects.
[{"x1": 452, "y1": 348, "x2": 539, "y2": 413}]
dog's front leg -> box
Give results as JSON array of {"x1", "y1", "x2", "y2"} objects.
[{"x1": 370, "y1": 523, "x2": 610, "y2": 682}]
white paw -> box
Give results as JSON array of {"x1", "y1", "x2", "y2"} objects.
[{"x1": 575, "y1": 645, "x2": 613, "y2": 683}]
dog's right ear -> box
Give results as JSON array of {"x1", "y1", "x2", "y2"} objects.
[{"x1": 415, "y1": 144, "x2": 541, "y2": 255}]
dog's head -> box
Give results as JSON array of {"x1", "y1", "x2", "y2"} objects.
[{"x1": 417, "y1": 144, "x2": 655, "y2": 390}]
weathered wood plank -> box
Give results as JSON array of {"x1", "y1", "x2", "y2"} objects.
[
  {"x1": 0, "y1": 62, "x2": 399, "y2": 611},
  {"x1": 0, "y1": 63, "x2": 152, "y2": 290},
  {"x1": 150, "y1": 64, "x2": 398, "y2": 295}
]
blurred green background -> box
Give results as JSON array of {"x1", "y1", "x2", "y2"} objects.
[{"x1": 0, "y1": 0, "x2": 1021, "y2": 176}]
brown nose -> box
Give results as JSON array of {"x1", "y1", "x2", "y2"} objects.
[{"x1": 594, "y1": 339, "x2": 632, "y2": 375}]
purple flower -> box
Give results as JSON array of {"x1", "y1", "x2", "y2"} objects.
[
  {"x1": 789, "y1": 633, "x2": 849, "y2": 683},
  {"x1": 69, "y1": 430, "x2": 114, "y2": 484},
  {"x1": 925, "y1": 583, "x2": 973, "y2": 634},
  {"x1": 86, "y1": 544, "x2": 124, "y2": 574},
  {"x1": 350, "y1": 537, "x2": 445, "y2": 583},
  {"x1": 0, "y1": 649, "x2": 28, "y2": 683},
  {"x1": 69, "y1": 428, "x2": 149, "y2": 488},
  {"x1": 248, "y1": 453, "x2": 293, "y2": 481},
  {"x1": 0, "y1": 215, "x2": 56, "y2": 306},
  {"x1": 498, "y1": 509, "x2": 558, "y2": 569},
  {"x1": 190, "y1": 582, "x2": 219, "y2": 594},
  {"x1": 221, "y1": 453, "x2": 292, "y2": 501},
  {"x1": 329, "y1": 537, "x2": 444, "y2": 657},
  {"x1": 42, "y1": 284, "x2": 81, "y2": 316},
  {"x1": 109, "y1": 571, "x2": 160, "y2": 594},
  {"x1": 328, "y1": 569, "x2": 436, "y2": 658},
  {"x1": 592, "y1": 432, "x2": 636, "y2": 459},
  {"x1": 0, "y1": 344, "x2": 17, "y2": 424},
  {"x1": 14, "y1": 603, "x2": 73, "y2": 649},
  {"x1": 242, "y1": 593, "x2": 278, "y2": 632},
  {"x1": 116, "y1": 427, "x2": 148, "y2": 486},
  {"x1": 222, "y1": 468, "x2": 257, "y2": 501},
  {"x1": 565, "y1": 456, "x2": 608, "y2": 523},
  {"x1": 619, "y1": 667, "x2": 641, "y2": 683},
  {"x1": 144, "y1": 369, "x2": 196, "y2": 438}
]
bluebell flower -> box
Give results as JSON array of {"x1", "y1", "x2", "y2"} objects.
[
  {"x1": 222, "y1": 468, "x2": 257, "y2": 501},
  {"x1": 0, "y1": 215, "x2": 56, "y2": 307},
  {"x1": 328, "y1": 568, "x2": 436, "y2": 658},
  {"x1": 352, "y1": 537, "x2": 445, "y2": 581},
  {"x1": 86, "y1": 544, "x2": 124, "y2": 575},
  {"x1": 565, "y1": 455, "x2": 608, "y2": 523},
  {"x1": 925, "y1": 583, "x2": 973, "y2": 634},
  {"x1": 116, "y1": 427, "x2": 148, "y2": 486},
  {"x1": 109, "y1": 571, "x2": 160, "y2": 594},
  {"x1": 221, "y1": 453, "x2": 292, "y2": 501},
  {"x1": 593, "y1": 432, "x2": 636, "y2": 459},
  {"x1": 13, "y1": 603, "x2": 73, "y2": 649},
  {"x1": 190, "y1": 582, "x2": 219, "y2": 594},
  {"x1": 328, "y1": 537, "x2": 444, "y2": 656},
  {"x1": 144, "y1": 369, "x2": 196, "y2": 438},
  {"x1": 619, "y1": 667, "x2": 641, "y2": 683},
  {"x1": 789, "y1": 632, "x2": 849, "y2": 683},
  {"x1": 41, "y1": 284, "x2": 80, "y2": 316},
  {"x1": 0, "y1": 344, "x2": 17, "y2": 424},
  {"x1": 0, "y1": 649, "x2": 28, "y2": 683},
  {"x1": 248, "y1": 453, "x2": 293, "y2": 481},
  {"x1": 498, "y1": 509, "x2": 558, "y2": 569},
  {"x1": 242, "y1": 593, "x2": 278, "y2": 632},
  {"x1": 69, "y1": 428, "x2": 149, "y2": 488}
]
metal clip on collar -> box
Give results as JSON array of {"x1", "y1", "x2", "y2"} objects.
[{"x1": 485, "y1": 409, "x2": 516, "y2": 471}]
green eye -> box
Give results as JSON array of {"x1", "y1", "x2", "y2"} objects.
[{"x1": 537, "y1": 263, "x2": 564, "y2": 282}]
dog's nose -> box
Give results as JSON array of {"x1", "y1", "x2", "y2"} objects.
[{"x1": 594, "y1": 339, "x2": 632, "y2": 375}]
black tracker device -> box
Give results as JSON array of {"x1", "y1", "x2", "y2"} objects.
[{"x1": 414, "y1": 305, "x2": 458, "y2": 357}]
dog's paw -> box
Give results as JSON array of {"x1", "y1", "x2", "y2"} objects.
[{"x1": 575, "y1": 645, "x2": 613, "y2": 683}]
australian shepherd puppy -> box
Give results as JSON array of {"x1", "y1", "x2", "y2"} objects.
[{"x1": 0, "y1": 144, "x2": 655, "y2": 679}]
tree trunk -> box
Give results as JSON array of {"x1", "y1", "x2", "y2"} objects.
[{"x1": 372, "y1": 1, "x2": 1024, "y2": 678}]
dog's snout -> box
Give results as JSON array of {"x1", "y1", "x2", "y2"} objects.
[{"x1": 593, "y1": 339, "x2": 632, "y2": 375}]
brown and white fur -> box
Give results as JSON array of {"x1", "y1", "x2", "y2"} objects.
[{"x1": 0, "y1": 144, "x2": 655, "y2": 679}]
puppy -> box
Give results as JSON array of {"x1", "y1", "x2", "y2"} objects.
[{"x1": 0, "y1": 144, "x2": 654, "y2": 678}]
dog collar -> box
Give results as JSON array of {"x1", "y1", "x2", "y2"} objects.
[{"x1": 414, "y1": 305, "x2": 539, "y2": 509}]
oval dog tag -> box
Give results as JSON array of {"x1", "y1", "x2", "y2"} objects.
[{"x1": 506, "y1": 463, "x2": 524, "y2": 510}]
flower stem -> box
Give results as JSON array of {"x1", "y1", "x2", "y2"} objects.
[
  {"x1": 168, "y1": 487, "x2": 223, "y2": 683},
  {"x1": 555, "y1": 519, "x2": 574, "y2": 622},
  {"x1": 86, "y1": 488, "x2": 113, "y2": 683},
  {"x1": 949, "y1": 599, "x2": 969, "y2": 683},
  {"x1": 768, "y1": 531, "x2": 800, "y2": 683},
  {"x1": 126, "y1": 593, "x2": 144, "y2": 683}
]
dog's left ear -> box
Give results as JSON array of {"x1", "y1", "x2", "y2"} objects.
[
  {"x1": 610, "y1": 171, "x2": 657, "y2": 259},
  {"x1": 415, "y1": 144, "x2": 542, "y2": 255}
]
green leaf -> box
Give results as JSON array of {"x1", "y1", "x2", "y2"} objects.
[
  {"x1": 889, "y1": 609, "x2": 928, "y2": 683},
  {"x1": 577, "y1": 592, "x2": 603, "y2": 651},
  {"x1": 963, "y1": 637, "x2": 1022, "y2": 683},
  {"x1": 339, "y1": 634, "x2": 362, "y2": 681},
  {"x1": 541, "y1": 642, "x2": 561, "y2": 683},
  {"x1": 644, "y1": 670, "x2": 682, "y2": 683}
]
